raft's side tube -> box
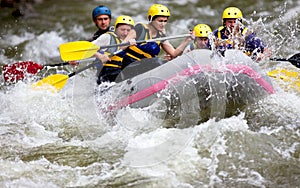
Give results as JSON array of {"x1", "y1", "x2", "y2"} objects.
[{"x1": 104, "y1": 50, "x2": 272, "y2": 110}]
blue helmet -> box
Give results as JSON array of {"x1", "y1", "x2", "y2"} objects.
[{"x1": 92, "y1": 5, "x2": 111, "y2": 20}]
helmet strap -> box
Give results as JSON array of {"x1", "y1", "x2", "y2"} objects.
[{"x1": 149, "y1": 16, "x2": 153, "y2": 22}]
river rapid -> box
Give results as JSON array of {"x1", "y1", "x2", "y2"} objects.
[{"x1": 0, "y1": 0, "x2": 300, "y2": 187}]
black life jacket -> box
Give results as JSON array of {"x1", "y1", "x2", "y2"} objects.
[{"x1": 88, "y1": 26, "x2": 114, "y2": 41}]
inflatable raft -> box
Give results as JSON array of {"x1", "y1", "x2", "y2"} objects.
[{"x1": 97, "y1": 49, "x2": 274, "y2": 126}]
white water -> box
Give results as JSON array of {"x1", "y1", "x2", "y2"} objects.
[
  {"x1": 1, "y1": 61, "x2": 299, "y2": 187},
  {"x1": 1, "y1": 0, "x2": 299, "y2": 187}
]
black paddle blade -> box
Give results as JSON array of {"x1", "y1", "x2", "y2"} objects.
[{"x1": 289, "y1": 53, "x2": 300, "y2": 68}]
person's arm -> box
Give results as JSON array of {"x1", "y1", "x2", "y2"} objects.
[
  {"x1": 116, "y1": 29, "x2": 136, "y2": 51},
  {"x1": 94, "y1": 51, "x2": 110, "y2": 63},
  {"x1": 183, "y1": 42, "x2": 192, "y2": 54},
  {"x1": 121, "y1": 23, "x2": 147, "y2": 49},
  {"x1": 161, "y1": 32, "x2": 194, "y2": 58},
  {"x1": 92, "y1": 34, "x2": 112, "y2": 63},
  {"x1": 164, "y1": 42, "x2": 191, "y2": 61}
]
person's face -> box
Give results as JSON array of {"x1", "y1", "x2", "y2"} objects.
[
  {"x1": 94, "y1": 14, "x2": 111, "y2": 31},
  {"x1": 116, "y1": 24, "x2": 132, "y2": 40},
  {"x1": 195, "y1": 37, "x2": 208, "y2": 49},
  {"x1": 224, "y1": 18, "x2": 238, "y2": 32},
  {"x1": 152, "y1": 16, "x2": 168, "y2": 31}
]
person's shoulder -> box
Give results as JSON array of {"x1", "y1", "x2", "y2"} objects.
[
  {"x1": 88, "y1": 29, "x2": 105, "y2": 41},
  {"x1": 98, "y1": 32, "x2": 111, "y2": 38}
]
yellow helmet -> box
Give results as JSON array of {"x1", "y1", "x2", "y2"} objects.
[
  {"x1": 148, "y1": 4, "x2": 170, "y2": 21},
  {"x1": 114, "y1": 15, "x2": 134, "y2": 29},
  {"x1": 193, "y1": 24, "x2": 212, "y2": 38},
  {"x1": 222, "y1": 7, "x2": 243, "y2": 19}
]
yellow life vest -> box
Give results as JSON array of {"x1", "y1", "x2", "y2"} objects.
[
  {"x1": 103, "y1": 31, "x2": 123, "y2": 68},
  {"x1": 217, "y1": 26, "x2": 248, "y2": 45}
]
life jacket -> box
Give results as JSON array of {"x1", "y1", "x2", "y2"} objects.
[
  {"x1": 216, "y1": 26, "x2": 248, "y2": 40},
  {"x1": 103, "y1": 31, "x2": 124, "y2": 69},
  {"x1": 215, "y1": 26, "x2": 248, "y2": 49},
  {"x1": 122, "y1": 23, "x2": 161, "y2": 68}
]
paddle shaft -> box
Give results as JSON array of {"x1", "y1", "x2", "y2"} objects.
[
  {"x1": 270, "y1": 58, "x2": 288, "y2": 61},
  {"x1": 68, "y1": 61, "x2": 98, "y2": 78},
  {"x1": 97, "y1": 34, "x2": 191, "y2": 49},
  {"x1": 43, "y1": 62, "x2": 69, "y2": 67},
  {"x1": 44, "y1": 57, "x2": 95, "y2": 66}
]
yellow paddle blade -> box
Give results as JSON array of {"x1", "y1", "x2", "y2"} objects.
[
  {"x1": 59, "y1": 41, "x2": 99, "y2": 61},
  {"x1": 268, "y1": 69, "x2": 299, "y2": 80},
  {"x1": 268, "y1": 68, "x2": 300, "y2": 92},
  {"x1": 32, "y1": 74, "x2": 69, "y2": 92}
]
